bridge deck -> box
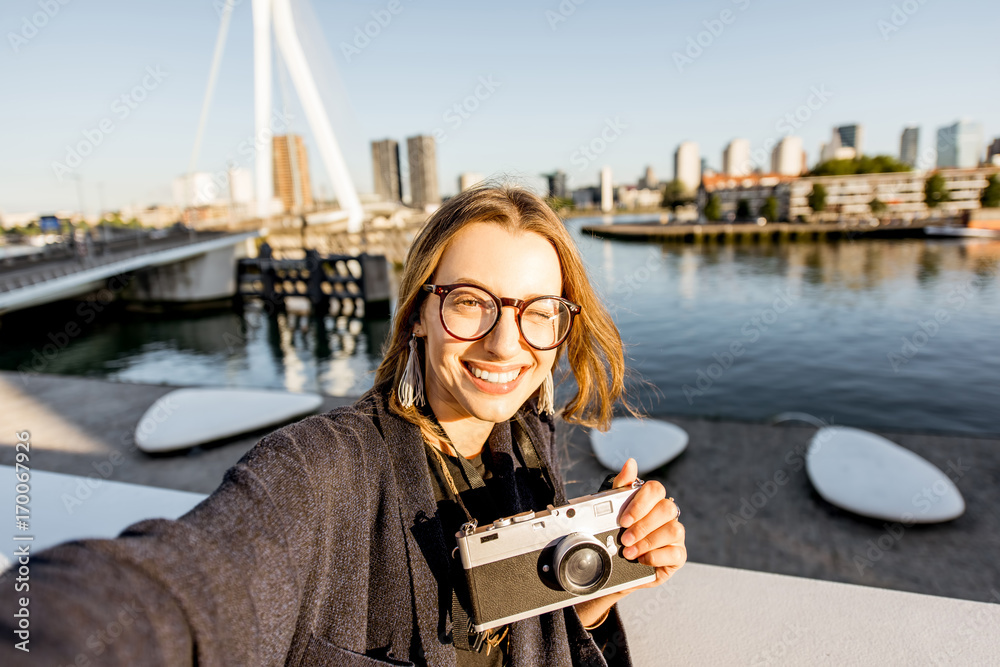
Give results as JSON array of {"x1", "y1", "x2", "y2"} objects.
[{"x1": 0, "y1": 230, "x2": 259, "y2": 315}]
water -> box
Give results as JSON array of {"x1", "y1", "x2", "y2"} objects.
[{"x1": 2, "y1": 216, "x2": 998, "y2": 435}]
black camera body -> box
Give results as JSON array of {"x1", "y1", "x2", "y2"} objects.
[{"x1": 455, "y1": 482, "x2": 656, "y2": 632}]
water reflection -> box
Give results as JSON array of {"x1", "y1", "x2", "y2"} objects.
[
  {"x1": 568, "y1": 215, "x2": 1000, "y2": 435},
  {"x1": 0, "y1": 306, "x2": 391, "y2": 397},
  {"x1": 1, "y1": 229, "x2": 997, "y2": 434}
]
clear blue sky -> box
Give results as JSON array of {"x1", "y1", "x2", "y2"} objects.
[{"x1": 1, "y1": 0, "x2": 998, "y2": 214}]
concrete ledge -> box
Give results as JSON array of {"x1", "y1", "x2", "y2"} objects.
[{"x1": 620, "y1": 562, "x2": 1000, "y2": 666}]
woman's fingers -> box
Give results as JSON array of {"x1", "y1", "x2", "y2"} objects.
[
  {"x1": 619, "y1": 480, "x2": 668, "y2": 529},
  {"x1": 612, "y1": 457, "x2": 638, "y2": 489},
  {"x1": 621, "y1": 518, "x2": 684, "y2": 560},
  {"x1": 639, "y1": 544, "x2": 687, "y2": 570}
]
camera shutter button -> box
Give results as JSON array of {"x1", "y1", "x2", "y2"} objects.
[{"x1": 493, "y1": 517, "x2": 512, "y2": 528}]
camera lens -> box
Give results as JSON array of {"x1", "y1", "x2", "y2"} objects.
[
  {"x1": 565, "y1": 549, "x2": 603, "y2": 588},
  {"x1": 553, "y1": 533, "x2": 613, "y2": 596}
]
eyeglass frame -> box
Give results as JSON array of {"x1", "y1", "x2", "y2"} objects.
[{"x1": 420, "y1": 283, "x2": 582, "y2": 351}]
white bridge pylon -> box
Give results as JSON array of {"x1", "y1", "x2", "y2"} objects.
[{"x1": 251, "y1": 0, "x2": 363, "y2": 231}]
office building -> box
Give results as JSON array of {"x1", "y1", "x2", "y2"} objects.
[
  {"x1": 407, "y1": 134, "x2": 440, "y2": 209},
  {"x1": 600, "y1": 166, "x2": 614, "y2": 212},
  {"x1": 458, "y1": 172, "x2": 485, "y2": 192},
  {"x1": 544, "y1": 170, "x2": 568, "y2": 200},
  {"x1": 771, "y1": 136, "x2": 804, "y2": 176},
  {"x1": 988, "y1": 138, "x2": 1000, "y2": 166},
  {"x1": 272, "y1": 134, "x2": 313, "y2": 213},
  {"x1": 900, "y1": 127, "x2": 919, "y2": 167},
  {"x1": 723, "y1": 139, "x2": 752, "y2": 177},
  {"x1": 788, "y1": 168, "x2": 998, "y2": 220},
  {"x1": 639, "y1": 165, "x2": 658, "y2": 190},
  {"x1": 699, "y1": 173, "x2": 796, "y2": 222},
  {"x1": 835, "y1": 124, "x2": 864, "y2": 155},
  {"x1": 674, "y1": 141, "x2": 700, "y2": 195},
  {"x1": 371, "y1": 139, "x2": 402, "y2": 202},
  {"x1": 937, "y1": 120, "x2": 984, "y2": 169}
]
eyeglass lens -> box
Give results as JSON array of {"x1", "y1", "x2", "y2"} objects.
[{"x1": 441, "y1": 285, "x2": 572, "y2": 349}]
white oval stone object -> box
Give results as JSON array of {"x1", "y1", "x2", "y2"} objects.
[
  {"x1": 806, "y1": 426, "x2": 965, "y2": 523},
  {"x1": 136, "y1": 388, "x2": 324, "y2": 453},
  {"x1": 0, "y1": 465, "x2": 207, "y2": 571},
  {"x1": 590, "y1": 418, "x2": 689, "y2": 475}
]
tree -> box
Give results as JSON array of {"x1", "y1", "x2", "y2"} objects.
[
  {"x1": 703, "y1": 194, "x2": 721, "y2": 222},
  {"x1": 735, "y1": 199, "x2": 750, "y2": 220},
  {"x1": 981, "y1": 174, "x2": 1000, "y2": 208},
  {"x1": 661, "y1": 180, "x2": 692, "y2": 209},
  {"x1": 546, "y1": 196, "x2": 574, "y2": 212},
  {"x1": 759, "y1": 196, "x2": 778, "y2": 221},
  {"x1": 924, "y1": 173, "x2": 950, "y2": 208},
  {"x1": 869, "y1": 197, "x2": 887, "y2": 218},
  {"x1": 807, "y1": 184, "x2": 827, "y2": 213},
  {"x1": 809, "y1": 154, "x2": 912, "y2": 176}
]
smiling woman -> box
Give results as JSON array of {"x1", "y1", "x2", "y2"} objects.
[{"x1": 0, "y1": 185, "x2": 686, "y2": 667}]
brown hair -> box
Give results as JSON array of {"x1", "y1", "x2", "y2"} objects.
[{"x1": 373, "y1": 183, "x2": 630, "y2": 436}]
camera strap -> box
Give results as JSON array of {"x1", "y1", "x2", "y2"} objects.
[{"x1": 424, "y1": 411, "x2": 556, "y2": 653}]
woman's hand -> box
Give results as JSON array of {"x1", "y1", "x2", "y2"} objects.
[{"x1": 574, "y1": 458, "x2": 686, "y2": 628}]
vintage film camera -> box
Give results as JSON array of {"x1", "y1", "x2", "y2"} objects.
[{"x1": 455, "y1": 481, "x2": 656, "y2": 632}]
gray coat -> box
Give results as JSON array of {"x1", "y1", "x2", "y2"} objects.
[{"x1": 1, "y1": 387, "x2": 631, "y2": 666}]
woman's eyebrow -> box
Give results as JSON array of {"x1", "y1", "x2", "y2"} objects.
[{"x1": 450, "y1": 278, "x2": 550, "y2": 300}]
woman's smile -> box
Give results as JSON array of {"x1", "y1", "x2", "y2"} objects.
[{"x1": 463, "y1": 360, "x2": 528, "y2": 392}]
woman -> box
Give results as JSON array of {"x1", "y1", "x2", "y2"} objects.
[{"x1": 1, "y1": 185, "x2": 685, "y2": 666}]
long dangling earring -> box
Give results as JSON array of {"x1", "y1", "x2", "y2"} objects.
[
  {"x1": 398, "y1": 334, "x2": 425, "y2": 408},
  {"x1": 537, "y1": 370, "x2": 554, "y2": 415}
]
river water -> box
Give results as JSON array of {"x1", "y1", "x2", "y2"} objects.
[{"x1": 2, "y1": 215, "x2": 998, "y2": 435}]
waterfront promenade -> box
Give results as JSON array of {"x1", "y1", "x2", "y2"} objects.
[
  {"x1": 581, "y1": 219, "x2": 935, "y2": 243},
  {"x1": 2, "y1": 371, "x2": 997, "y2": 606},
  {"x1": 3, "y1": 371, "x2": 999, "y2": 663}
]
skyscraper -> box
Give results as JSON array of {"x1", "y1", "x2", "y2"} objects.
[
  {"x1": 407, "y1": 134, "x2": 440, "y2": 209},
  {"x1": 722, "y1": 139, "x2": 751, "y2": 176},
  {"x1": 272, "y1": 134, "x2": 313, "y2": 213},
  {"x1": 771, "y1": 136, "x2": 804, "y2": 176},
  {"x1": 639, "y1": 165, "x2": 658, "y2": 190},
  {"x1": 600, "y1": 166, "x2": 613, "y2": 213},
  {"x1": 674, "y1": 141, "x2": 700, "y2": 195},
  {"x1": 988, "y1": 138, "x2": 1000, "y2": 166},
  {"x1": 936, "y1": 120, "x2": 984, "y2": 168},
  {"x1": 835, "y1": 123, "x2": 864, "y2": 155},
  {"x1": 371, "y1": 139, "x2": 402, "y2": 202},
  {"x1": 543, "y1": 170, "x2": 568, "y2": 200},
  {"x1": 458, "y1": 173, "x2": 485, "y2": 192},
  {"x1": 900, "y1": 127, "x2": 919, "y2": 167}
]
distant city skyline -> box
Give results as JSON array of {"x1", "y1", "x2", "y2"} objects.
[{"x1": 1, "y1": 0, "x2": 998, "y2": 214}]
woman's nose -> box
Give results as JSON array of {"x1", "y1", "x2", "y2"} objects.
[{"x1": 483, "y1": 307, "x2": 523, "y2": 358}]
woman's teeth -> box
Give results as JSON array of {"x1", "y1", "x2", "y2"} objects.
[{"x1": 470, "y1": 366, "x2": 519, "y2": 384}]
